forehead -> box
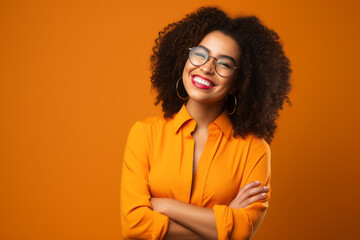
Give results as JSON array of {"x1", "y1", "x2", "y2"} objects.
[{"x1": 198, "y1": 31, "x2": 241, "y2": 61}]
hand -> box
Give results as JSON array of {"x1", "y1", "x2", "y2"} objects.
[{"x1": 228, "y1": 181, "x2": 269, "y2": 209}]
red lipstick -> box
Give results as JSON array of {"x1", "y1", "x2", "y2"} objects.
[{"x1": 191, "y1": 75, "x2": 215, "y2": 89}]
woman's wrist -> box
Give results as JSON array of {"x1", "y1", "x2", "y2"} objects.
[
  {"x1": 159, "y1": 198, "x2": 180, "y2": 219},
  {"x1": 150, "y1": 197, "x2": 171, "y2": 216},
  {"x1": 160, "y1": 198, "x2": 170, "y2": 215}
]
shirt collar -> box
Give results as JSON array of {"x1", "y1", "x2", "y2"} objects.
[{"x1": 173, "y1": 104, "x2": 233, "y2": 140}]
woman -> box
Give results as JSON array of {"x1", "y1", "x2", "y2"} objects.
[{"x1": 120, "y1": 6, "x2": 292, "y2": 240}]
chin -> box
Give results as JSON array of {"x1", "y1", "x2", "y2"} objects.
[{"x1": 188, "y1": 95, "x2": 222, "y2": 105}]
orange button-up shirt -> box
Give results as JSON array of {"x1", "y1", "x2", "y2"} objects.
[{"x1": 120, "y1": 104, "x2": 271, "y2": 240}]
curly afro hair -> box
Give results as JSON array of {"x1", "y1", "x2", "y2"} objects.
[{"x1": 150, "y1": 6, "x2": 292, "y2": 144}]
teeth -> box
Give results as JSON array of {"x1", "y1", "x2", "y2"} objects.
[{"x1": 193, "y1": 76, "x2": 213, "y2": 87}]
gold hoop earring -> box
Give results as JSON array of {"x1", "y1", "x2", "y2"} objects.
[
  {"x1": 225, "y1": 93, "x2": 237, "y2": 115},
  {"x1": 176, "y1": 77, "x2": 189, "y2": 100}
]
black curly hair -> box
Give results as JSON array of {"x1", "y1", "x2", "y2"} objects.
[{"x1": 150, "y1": 6, "x2": 292, "y2": 144}]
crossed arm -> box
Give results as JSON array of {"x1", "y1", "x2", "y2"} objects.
[
  {"x1": 151, "y1": 198, "x2": 217, "y2": 239},
  {"x1": 163, "y1": 219, "x2": 206, "y2": 240},
  {"x1": 150, "y1": 180, "x2": 269, "y2": 240}
]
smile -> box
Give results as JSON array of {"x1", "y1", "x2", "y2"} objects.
[{"x1": 191, "y1": 75, "x2": 215, "y2": 89}]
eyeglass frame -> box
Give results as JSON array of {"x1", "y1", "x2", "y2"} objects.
[{"x1": 188, "y1": 46, "x2": 239, "y2": 77}]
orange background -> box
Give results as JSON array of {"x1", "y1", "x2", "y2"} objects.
[{"x1": 1, "y1": 0, "x2": 359, "y2": 239}]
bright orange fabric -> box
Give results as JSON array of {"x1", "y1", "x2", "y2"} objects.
[{"x1": 120, "y1": 104, "x2": 271, "y2": 240}]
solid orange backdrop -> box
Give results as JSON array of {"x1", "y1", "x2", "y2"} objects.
[{"x1": 1, "y1": 0, "x2": 359, "y2": 239}]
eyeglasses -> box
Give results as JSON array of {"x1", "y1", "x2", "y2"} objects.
[{"x1": 188, "y1": 46, "x2": 239, "y2": 77}]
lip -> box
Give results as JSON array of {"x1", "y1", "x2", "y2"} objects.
[{"x1": 191, "y1": 75, "x2": 215, "y2": 89}]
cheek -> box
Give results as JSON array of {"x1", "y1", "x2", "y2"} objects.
[
  {"x1": 183, "y1": 60, "x2": 195, "y2": 76},
  {"x1": 182, "y1": 60, "x2": 200, "y2": 94},
  {"x1": 218, "y1": 78, "x2": 237, "y2": 96}
]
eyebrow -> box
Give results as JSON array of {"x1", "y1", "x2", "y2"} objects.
[{"x1": 199, "y1": 45, "x2": 238, "y2": 66}]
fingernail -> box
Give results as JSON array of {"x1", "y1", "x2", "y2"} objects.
[{"x1": 255, "y1": 181, "x2": 261, "y2": 184}]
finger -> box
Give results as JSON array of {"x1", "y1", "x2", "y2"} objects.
[
  {"x1": 237, "y1": 181, "x2": 261, "y2": 194},
  {"x1": 237, "y1": 183, "x2": 268, "y2": 203},
  {"x1": 244, "y1": 185, "x2": 269, "y2": 198},
  {"x1": 242, "y1": 192, "x2": 268, "y2": 208},
  {"x1": 235, "y1": 181, "x2": 261, "y2": 199}
]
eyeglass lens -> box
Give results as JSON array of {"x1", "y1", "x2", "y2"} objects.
[{"x1": 189, "y1": 46, "x2": 236, "y2": 77}]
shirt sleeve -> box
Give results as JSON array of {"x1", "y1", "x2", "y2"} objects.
[
  {"x1": 213, "y1": 137, "x2": 271, "y2": 240},
  {"x1": 120, "y1": 121, "x2": 169, "y2": 240}
]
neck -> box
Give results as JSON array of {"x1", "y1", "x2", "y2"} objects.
[{"x1": 185, "y1": 99, "x2": 226, "y2": 129}]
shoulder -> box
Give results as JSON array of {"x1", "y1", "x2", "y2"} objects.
[
  {"x1": 129, "y1": 114, "x2": 173, "y2": 136},
  {"x1": 250, "y1": 134, "x2": 270, "y2": 155},
  {"x1": 246, "y1": 134, "x2": 271, "y2": 167},
  {"x1": 125, "y1": 115, "x2": 166, "y2": 147},
  {"x1": 136, "y1": 114, "x2": 171, "y2": 130},
  {"x1": 235, "y1": 133, "x2": 270, "y2": 156},
  {"x1": 139, "y1": 114, "x2": 167, "y2": 126}
]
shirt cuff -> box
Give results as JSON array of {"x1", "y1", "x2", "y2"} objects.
[
  {"x1": 152, "y1": 211, "x2": 169, "y2": 240},
  {"x1": 213, "y1": 205, "x2": 253, "y2": 240},
  {"x1": 213, "y1": 205, "x2": 234, "y2": 240}
]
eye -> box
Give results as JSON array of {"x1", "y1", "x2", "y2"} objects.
[
  {"x1": 217, "y1": 59, "x2": 232, "y2": 69},
  {"x1": 194, "y1": 52, "x2": 207, "y2": 58},
  {"x1": 219, "y1": 62, "x2": 230, "y2": 68}
]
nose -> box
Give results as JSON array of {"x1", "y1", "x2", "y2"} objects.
[{"x1": 200, "y1": 57, "x2": 216, "y2": 75}]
